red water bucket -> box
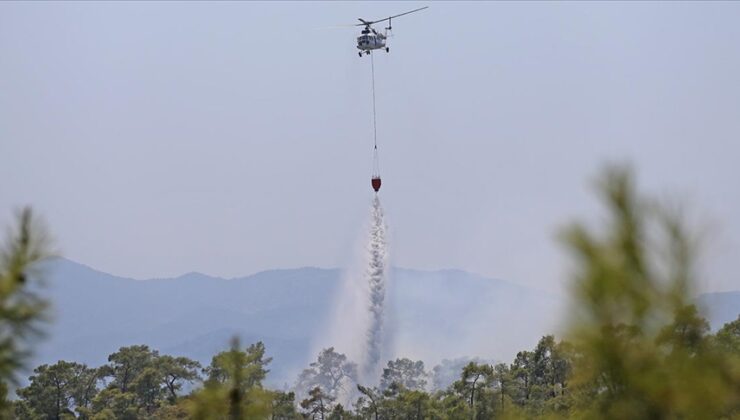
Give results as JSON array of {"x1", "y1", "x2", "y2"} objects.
[{"x1": 371, "y1": 177, "x2": 381, "y2": 192}]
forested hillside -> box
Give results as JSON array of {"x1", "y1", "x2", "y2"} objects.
[{"x1": 33, "y1": 260, "x2": 561, "y2": 386}]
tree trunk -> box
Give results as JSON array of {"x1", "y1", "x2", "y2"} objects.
[{"x1": 501, "y1": 383, "x2": 505, "y2": 414}]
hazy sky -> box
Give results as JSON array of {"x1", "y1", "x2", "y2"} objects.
[{"x1": 1, "y1": 2, "x2": 739, "y2": 294}]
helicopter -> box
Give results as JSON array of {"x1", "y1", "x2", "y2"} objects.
[{"x1": 355, "y1": 6, "x2": 428, "y2": 57}]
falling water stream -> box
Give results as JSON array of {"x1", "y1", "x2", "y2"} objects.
[{"x1": 361, "y1": 194, "x2": 388, "y2": 382}]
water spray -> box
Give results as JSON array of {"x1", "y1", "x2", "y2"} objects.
[{"x1": 361, "y1": 195, "x2": 388, "y2": 381}]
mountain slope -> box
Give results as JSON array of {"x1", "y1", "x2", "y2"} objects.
[{"x1": 31, "y1": 259, "x2": 737, "y2": 386}]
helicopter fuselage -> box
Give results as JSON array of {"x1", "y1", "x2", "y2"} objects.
[{"x1": 357, "y1": 32, "x2": 386, "y2": 52}]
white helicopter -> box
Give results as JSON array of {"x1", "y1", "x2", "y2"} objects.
[{"x1": 355, "y1": 7, "x2": 428, "y2": 57}]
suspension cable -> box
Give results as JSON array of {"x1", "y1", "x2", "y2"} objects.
[
  {"x1": 370, "y1": 52, "x2": 381, "y2": 177},
  {"x1": 371, "y1": 52, "x2": 378, "y2": 150}
]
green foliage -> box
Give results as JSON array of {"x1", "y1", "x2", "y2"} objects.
[
  {"x1": 452, "y1": 362, "x2": 493, "y2": 412},
  {"x1": 300, "y1": 386, "x2": 334, "y2": 419},
  {"x1": 150, "y1": 403, "x2": 189, "y2": 419},
  {"x1": 355, "y1": 383, "x2": 433, "y2": 420},
  {"x1": 88, "y1": 387, "x2": 138, "y2": 419},
  {"x1": 389, "y1": 388, "x2": 431, "y2": 419},
  {"x1": 326, "y1": 403, "x2": 350, "y2": 420},
  {"x1": 656, "y1": 304, "x2": 710, "y2": 354},
  {"x1": 157, "y1": 355, "x2": 201, "y2": 403},
  {"x1": 0, "y1": 208, "x2": 51, "y2": 410},
  {"x1": 561, "y1": 165, "x2": 740, "y2": 418},
  {"x1": 510, "y1": 350, "x2": 532, "y2": 404},
  {"x1": 379, "y1": 358, "x2": 428, "y2": 391},
  {"x1": 17, "y1": 345, "x2": 201, "y2": 418},
  {"x1": 204, "y1": 341, "x2": 271, "y2": 389},
  {"x1": 186, "y1": 384, "x2": 272, "y2": 420},
  {"x1": 105, "y1": 345, "x2": 158, "y2": 394},
  {"x1": 270, "y1": 390, "x2": 301, "y2": 420},
  {"x1": 99, "y1": 345, "x2": 164, "y2": 416},
  {"x1": 297, "y1": 347, "x2": 358, "y2": 401},
  {"x1": 714, "y1": 314, "x2": 740, "y2": 354},
  {"x1": 187, "y1": 338, "x2": 272, "y2": 419},
  {"x1": 16, "y1": 360, "x2": 102, "y2": 418}
]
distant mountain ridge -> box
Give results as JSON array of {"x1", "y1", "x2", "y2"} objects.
[{"x1": 29, "y1": 258, "x2": 738, "y2": 387}]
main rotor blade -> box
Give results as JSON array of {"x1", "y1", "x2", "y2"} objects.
[
  {"x1": 357, "y1": 6, "x2": 429, "y2": 26},
  {"x1": 388, "y1": 6, "x2": 429, "y2": 21}
]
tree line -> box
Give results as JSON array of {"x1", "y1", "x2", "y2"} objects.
[{"x1": 10, "y1": 311, "x2": 740, "y2": 419}]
